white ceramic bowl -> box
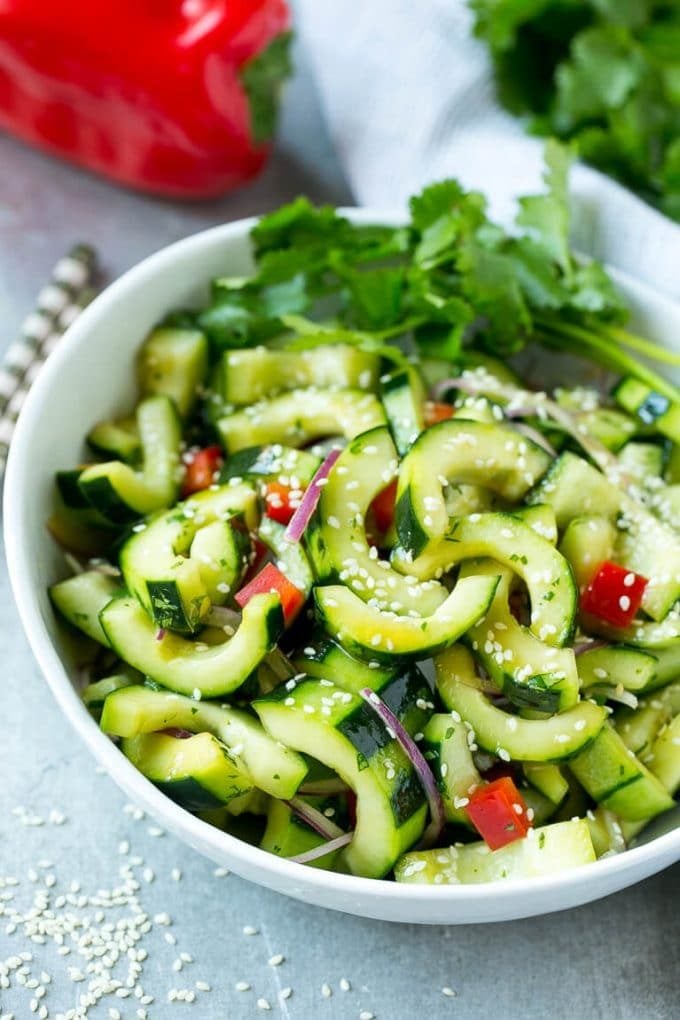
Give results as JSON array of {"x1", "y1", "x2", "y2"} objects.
[{"x1": 5, "y1": 212, "x2": 680, "y2": 924}]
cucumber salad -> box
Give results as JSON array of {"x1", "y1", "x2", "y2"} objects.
[{"x1": 48, "y1": 147, "x2": 680, "y2": 885}]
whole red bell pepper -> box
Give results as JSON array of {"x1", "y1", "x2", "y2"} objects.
[{"x1": 0, "y1": 1, "x2": 291, "y2": 197}]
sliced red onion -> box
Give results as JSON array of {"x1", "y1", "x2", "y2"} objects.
[
  {"x1": 573, "y1": 639, "x2": 610, "y2": 656},
  {"x1": 511, "y1": 423, "x2": 558, "y2": 458},
  {"x1": 162, "y1": 727, "x2": 193, "y2": 739},
  {"x1": 155, "y1": 628, "x2": 166, "y2": 641},
  {"x1": 359, "y1": 687, "x2": 445, "y2": 847},
  {"x1": 589, "y1": 685, "x2": 639, "y2": 710},
  {"x1": 63, "y1": 551, "x2": 86, "y2": 575},
  {"x1": 284, "y1": 448, "x2": 342, "y2": 543},
  {"x1": 289, "y1": 832, "x2": 354, "y2": 865},
  {"x1": 285, "y1": 796, "x2": 345, "y2": 840},
  {"x1": 87, "y1": 559, "x2": 122, "y2": 577}
]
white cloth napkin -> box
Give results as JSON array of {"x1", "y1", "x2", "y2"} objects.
[{"x1": 295, "y1": 0, "x2": 680, "y2": 303}]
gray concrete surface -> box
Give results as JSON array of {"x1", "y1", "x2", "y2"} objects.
[{"x1": 0, "y1": 31, "x2": 678, "y2": 1020}]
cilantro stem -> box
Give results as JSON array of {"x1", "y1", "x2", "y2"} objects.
[
  {"x1": 597, "y1": 323, "x2": 680, "y2": 368},
  {"x1": 536, "y1": 324, "x2": 680, "y2": 405}
]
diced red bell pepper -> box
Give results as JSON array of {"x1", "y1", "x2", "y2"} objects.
[
  {"x1": 0, "y1": 1, "x2": 291, "y2": 197},
  {"x1": 466, "y1": 776, "x2": 532, "y2": 851},
  {"x1": 369, "y1": 479, "x2": 398, "y2": 534},
  {"x1": 263, "y1": 481, "x2": 304, "y2": 525},
  {"x1": 181, "y1": 446, "x2": 223, "y2": 498},
  {"x1": 581, "y1": 560, "x2": 648, "y2": 628},
  {"x1": 424, "y1": 401, "x2": 455, "y2": 426},
  {"x1": 235, "y1": 561, "x2": 304, "y2": 624}
]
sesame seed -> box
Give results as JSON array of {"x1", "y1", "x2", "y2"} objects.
[
  {"x1": 235, "y1": 981, "x2": 251, "y2": 991},
  {"x1": 243, "y1": 925, "x2": 259, "y2": 936},
  {"x1": 257, "y1": 997, "x2": 272, "y2": 1010},
  {"x1": 321, "y1": 983, "x2": 332, "y2": 998},
  {"x1": 340, "y1": 978, "x2": 351, "y2": 991},
  {"x1": 442, "y1": 987, "x2": 457, "y2": 997},
  {"x1": 280, "y1": 987, "x2": 293, "y2": 1000},
  {"x1": 268, "y1": 954, "x2": 284, "y2": 967}
]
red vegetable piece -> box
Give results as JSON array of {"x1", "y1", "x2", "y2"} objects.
[
  {"x1": 263, "y1": 481, "x2": 303, "y2": 525},
  {"x1": 234, "y1": 561, "x2": 304, "y2": 624},
  {"x1": 466, "y1": 776, "x2": 532, "y2": 851},
  {"x1": 181, "y1": 446, "x2": 223, "y2": 498},
  {"x1": 424, "y1": 401, "x2": 455, "y2": 426},
  {"x1": 0, "y1": 2, "x2": 291, "y2": 197},
  {"x1": 369, "y1": 479, "x2": 398, "y2": 533},
  {"x1": 581, "y1": 560, "x2": 648, "y2": 628}
]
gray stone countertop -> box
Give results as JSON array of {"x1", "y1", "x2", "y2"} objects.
[{"x1": 0, "y1": 33, "x2": 678, "y2": 1020}]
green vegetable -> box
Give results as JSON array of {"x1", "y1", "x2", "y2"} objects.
[{"x1": 470, "y1": 0, "x2": 680, "y2": 221}]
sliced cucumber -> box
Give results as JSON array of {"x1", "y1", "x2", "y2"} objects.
[
  {"x1": 615, "y1": 683, "x2": 680, "y2": 759},
  {"x1": 87, "y1": 417, "x2": 140, "y2": 464},
  {"x1": 435, "y1": 646, "x2": 607, "y2": 762},
  {"x1": 99, "y1": 593, "x2": 283, "y2": 698},
  {"x1": 138, "y1": 327, "x2": 209, "y2": 419},
  {"x1": 50, "y1": 570, "x2": 120, "y2": 645},
  {"x1": 314, "y1": 574, "x2": 499, "y2": 664},
  {"x1": 122, "y1": 731, "x2": 253, "y2": 810},
  {"x1": 82, "y1": 668, "x2": 141, "y2": 713},
  {"x1": 395, "y1": 819, "x2": 595, "y2": 884},
  {"x1": 218, "y1": 388, "x2": 386, "y2": 453},
  {"x1": 422, "y1": 714, "x2": 480, "y2": 827},
  {"x1": 219, "y1": 345, "x2": 379, "y2": 405},
  {"x1": 577, "y1": 645, "x2": 659, "y2": 693},
  {"x1": 559, "y1": 515, "x2": 616, "y2": 590},
  {"x1": 120, "y1": 483, "x2": 256, "y2": 633},
  {"x1": 79, "y1": 396, "x2": 182, "y2": 524},
  {"x1": 260, "y1": 798, "x2": 344, "y2": 869},
  {"x1": 254, "y1": 670, "x2": 432, "y2": 878},
  {"x1": 220, "y1": 444, "x2": 321, "y2": 487},
  {"x1": 522, "y1": 763, "x2": 568, "y2": 806},
  {"x1": 306, "y1": 427, "x2": 447, "y2": 616},
  {"x1": 569, "y1": 724, "x2": 675, "y2": 821},
  {"x1": 460, "y1": 559, "x2": 579, "y2": 713},
  {"x1": 649, "y1": 714, "x2": 680, "y2": 794},
  {"x1": 395, "y1": 420, "x2": 551, "y2": 556},
  {"x1": 258, "y1": 515, "x2": 314, "y2": 598},
  {"x1": 380, "y1": 366, "x2": 426, "y2": 455},
  {"x1": 395, "y1": 512, "x2": 577, "y2": 648},
  {"x1": 292, "y1": 633, "x2": 397, "y2": 693},
  {"x1": 101, "y1": 685, "x2": 307, "y2": 799},
  {"x1": 528, "y1": 452, "x2": 620, "y2": 528},
  {"x1": 613, "y1": 377, "x2": 680, "y2": 444}
]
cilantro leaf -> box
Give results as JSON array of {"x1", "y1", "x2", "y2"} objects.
[
  {"x1": 240, "y1": 32, "x2": 293, "y2": 144},
  {"x1": 516, "y1": 138, "x2": 574, "y2": 276}
]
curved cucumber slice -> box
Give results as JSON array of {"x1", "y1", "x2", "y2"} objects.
[
  {"x1": 219, "y1": 345, "x2": 379, "y2": 405},
  {"x1": 577, "y1": 645, "x2": 660, "y2": 693},
  {"x1": 422, "y1": 714, "x2": 480, "y2": 827},
  {"x1": 649, "y1": 715, "x2": 680, "y2": 794},
  {"x1": 138, "y1": 327, "x2": 209, "y2": 419},
  {"x1": 101, "y1": 685, "x2": 307, "y2": 799},
  {"x1": 120, "y1": 483, "x2": 257, "y2": 634},
  {"x1": 79, "y1": 396, "x2": 182, "y2": 523},
  {"x1": 258, "y1": 516, "x2": 314, "y2": 597},
  {"x1": 122, "y1": 731, "x2": 253, "y2": 811},
  {"x1": 569, "y1": 724, "x2": 675, "y2": 822},
  {"x1": 99, "y1": 593, "x2": 283, "y2": 698},
  {"x1": 220, "y1": 444, "x2": 321, "y2": 487},
  {"x1": 308, "y1": 426, "x2": 447, "y2": 616},
  {"x1": 254, "y1": 670, "x2": 432, "y2": 878},
  {"x1": 435, "y1": 646, "x2": 607, "y2": 762},
  {"x1": 292, "y1": 632, "x2": 397, "y2": 694},
  {"x1": 460, "y1": 559, "x2": 579, "y2": 712},
  {"x1": 260, "y1": 799, "x2": 344, "y2": 869},
  {"x1": 49, "y1": 570, "x2": 120, "y2": 646},
  {"x1": 559, "y1": 515, "x2": 616, "y2": 590},
  {"x1": 218, "y1": 388, "x2": 386, "y2": 453},
  {"x1": 394, "y1": 511, "x2": 577, "y2": 647},
  {"x1": 395, "y1": 819, "x2": 595, "y2": 884},
  {"x1": 395, "y1": 420, "x2": 551, "y2": 556},
  {"x1": 314, "y1": 574, "x2": 499, "y2": 664}
]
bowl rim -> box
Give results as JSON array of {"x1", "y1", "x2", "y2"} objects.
[{"x1": 4, "y1": 210, "x2": 679, "y2": 913}]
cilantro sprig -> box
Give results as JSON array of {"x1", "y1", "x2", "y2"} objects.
[
  {"x1": 470, "y1": 0, "x2": 680, "y2": 221},
  {"x1": 169, "y1": 142, "x2": 680, "y2": 406}
]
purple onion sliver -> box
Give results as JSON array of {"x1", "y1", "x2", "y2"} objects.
[
  {"x1": 431, "y1": 377, "x2": 476, "y2": 402},
  {"x1": 512, "y1": 422, "x2": 558, "y2": 458},
  {"x1": 204, "y1": 605, "x2": 242, "y2": 629},
  {"x1": 573, "y1": 639, "x2": 610, "y2": 656},
  {"x1": 359, "y1": 687, "x2": 445, "y2": 848},
  {"x1": 289, "y1": 832, "x2": 354, "y2": 865},
  {"x1": 284, "y1": 448, "x2": 342, "y2": 543},
  {"x1": 285, "y1": 796, "x2": 345, "y2": 841},
  {"x1": 155, "y1": 628, "x2": 166, "y2": 641}
]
